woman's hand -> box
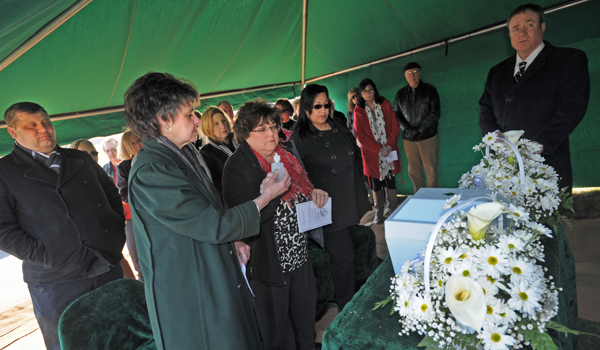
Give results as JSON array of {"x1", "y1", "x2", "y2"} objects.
[
  {"x1": 254, "y1": 167, "x2": 291, "y2": 210},
  {"x1": 311, "y1": 189, "x2": 329, "y2": 209},
  {"x1": 379, "y1": 145, "x2": 392, "y2": 157},
  {"x1": 234, "y1": 241, "x2": 251, "y2": 265}
]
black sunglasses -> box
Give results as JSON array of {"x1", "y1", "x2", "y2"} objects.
[{"x1": 313, "y1": 103, "x2": 331, "y2": 110}]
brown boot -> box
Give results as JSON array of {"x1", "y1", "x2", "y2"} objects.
[
  {"x1": 384, "y1": 188, "x2": 398, "y2": 217},
  {"x1": 372, "y1": 190, "x2": 385, "y2": 225}
]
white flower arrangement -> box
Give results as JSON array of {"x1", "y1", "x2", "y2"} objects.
[
  {"x1": 373, "y1": 132, "x2": 582, "y2": 350},
  {"x1": 378, "y1": 197, "x2": 560, "y2": 350},
  {"x1": 458, "y1": 131, "x2": 573, "y2": 231}
]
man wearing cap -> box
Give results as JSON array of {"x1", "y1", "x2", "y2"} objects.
[
  {"x1": 393, "y1": 62, "x2": 441, "y2": 194},
  {"x1": 0, "y1": 102, "x2": 126, "y2": 349},
  {"x1": 479, "y1": 3, "x2": 590, "y2": 192}
]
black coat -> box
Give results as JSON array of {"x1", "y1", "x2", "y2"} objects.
[
  {"x1": 222, "y1": 141, "x2": 287, "y2": 286},
  {"x1": 289, "y1": 119, "x2": 371, "y2": 233},
  {"x1": 200, "y1": 134, "x2": 237, "y2": 202},
  {"x1": 393, "y1": 81, "x2": 441, "y2": 141},
  {"x1": 0, "y1": 145, "x2": 125, "y2": 285},
  {"x1": 479, "y1": 41, "x2": 590, "y2": 189}
]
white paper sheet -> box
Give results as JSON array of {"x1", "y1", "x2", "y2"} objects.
[
  {"x1": 296, "y1": 198, "x2": 332, "y2": 233},
  {"x1": 386, "y1": 150, "x2": 398, "y2": 163},
  {"x1": 240, "y1": 262, "x2": 254, "y2": 296}
]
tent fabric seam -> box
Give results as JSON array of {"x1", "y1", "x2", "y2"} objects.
[{"x1": 105, "y1": 0, "x2": 138, "y2": 108}]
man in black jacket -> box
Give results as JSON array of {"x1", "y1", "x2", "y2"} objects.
[
  {"x1": 479, "y1": 3, "x2": 590, "y2": 192},
  {"x1": 0, "y1": 102, "x2": 126, "y2": 350},
  {"x1": 393, "y1": 62, "x2": 441, "y2": 194}
]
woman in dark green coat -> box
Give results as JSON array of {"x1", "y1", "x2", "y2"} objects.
[{"x1": 123, "y1": 72, "x2": 291, "y2": 350}]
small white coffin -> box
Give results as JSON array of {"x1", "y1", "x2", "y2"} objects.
[{"x1": 385, "y1": 188, "x2": 494, "y2": 274}]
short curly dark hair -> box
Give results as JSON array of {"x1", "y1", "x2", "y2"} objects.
[
  {"x1": 124, "y1": 72, "x2": 199, "y2": 140},
  {"x1": 233, "y1": 101, "x2": 281, "y2": 142}
]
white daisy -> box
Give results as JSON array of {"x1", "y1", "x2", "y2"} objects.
[
  {"x1": 476, "y1": 247, "x2": 508, "y2": 279},
  {"x1": 437, "y1": 246, "x2": 460, "y2": 272},
  {"x1": 506, "y1": 258, "x2": 535, "y2": 283},
  {"x1": 476, "y1": 277, "x2": 499, "y2": 301},
  {"x1": 478, "y1": 325, "x2": 516, "y2": 350},
  {"x1": 506, "y1": 203, "x2": 530, "y2": 222},
  {"x1": 395, "y1": 291, "x2": 412, "y2": 316},
  {"x1": 410, "y1": 294, "x2": 434, "y2": 321},
  {"x1": 497, "y1": 234, "x2": 526, "y2": 254},
  {"x1": 483, "y1": 298, "x2": 505, "y2": 326},
  {"x1": 529, "y1": 222, "x2": 553, "y2": 238},
  {"x1": 442, "y1": 194, "x2": 461, "y2": 210},
  {"x1": 507, "y1": 280, "x2": 543, "y2": 317}
]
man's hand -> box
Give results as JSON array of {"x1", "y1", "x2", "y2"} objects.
[{"x1": 404, "y1": 127, "x2": 420, "y2": 139}]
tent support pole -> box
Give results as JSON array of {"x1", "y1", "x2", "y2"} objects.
[
  {"x1": 0, "y1": 0, "x2": 93, "y2": 72},
  {"x1": 305, "y1": 0, "x2": 589, "y2": 84},
  {"x1": 301, "y1": 0, "x2": 308, "y2": 87}
]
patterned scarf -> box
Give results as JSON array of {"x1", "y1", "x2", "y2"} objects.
[
  {"x1": 365, "y1": 103, "x2": 394, "y2": 180},
  {"x1": 156, "y1": 136, "x2": 216, "y2": 202},
  {"x1": 207, "y1": 133, "x2": 239, "y2": 157},
  {"x1": 16, "y1": 142, "x2": 61, "y2": 174},
  {"x1": 251, "y1": 144, "x2": 314, "y2": 207}
]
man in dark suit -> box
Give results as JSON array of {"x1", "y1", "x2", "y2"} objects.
[
  {"x1": 479, "y1": 3, "x2": 590, "y2": 192},
  {"x1": 0, "y1": 102, "x2": 126, "y2": 349}
]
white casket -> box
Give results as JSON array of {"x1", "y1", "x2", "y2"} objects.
[{"x1": 385, "y1": 188, "x2": 495, "y2": 274}]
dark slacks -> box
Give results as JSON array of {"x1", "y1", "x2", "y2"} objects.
[
  {"x1": 250, "y1": 261, "x2": 316, "y2": 350},
  {"x1": 324, "y1": 226, "x2": 355, "y2": 310},
  {"x1": 28, "y1": 265, "x2": 123, "y2": 350},
  {"x1": 370, "y1": 172, "x2": 397, "y2": 191}
]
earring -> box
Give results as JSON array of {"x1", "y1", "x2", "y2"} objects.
[{"x1": 167, "y1": 126, "x2": 172, "y2": 134}]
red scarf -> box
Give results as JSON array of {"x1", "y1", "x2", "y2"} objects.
[{"x1": 252, "y1": 144, "x2": 314, "y2": 207}]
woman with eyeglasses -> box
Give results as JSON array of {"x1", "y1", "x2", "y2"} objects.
[
  {"x1": 223, "y1": 101, "x2": 329, "y2": 350},
  {"x1": 124, "y1": 72, "x2": 290, "y2": 350},
  {"x1": 354, "y1": 78, "x2": 402, "y2": 225},
  {"x1": 289, "y1": 84, "x2": 371, "y2": 311},
  {"x1": 116, "y1": 129, "x2": 145, "y2": 281},
  {"x1": 346, "y1": 87, "x2": 360, "y2": 136}
]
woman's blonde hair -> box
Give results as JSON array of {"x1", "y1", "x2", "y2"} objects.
[
  {"x1": 199, "y1": 106, "x2": 232, "y2": 144},
  {"x1": 119, "y1": 129, "x2": 141, "y2": 160}
]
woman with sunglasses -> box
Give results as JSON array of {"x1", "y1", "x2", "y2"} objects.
[
  {"x1": 354, "y1": 78, "x2": 402, "y2": 225},
  {"x1": 289, "y1": 84, "x2": 371, "y2": 311}
]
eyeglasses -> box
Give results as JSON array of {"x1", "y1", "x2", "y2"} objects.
[
  {"x1": 405, "y1": 69, "x2": 420, "y2": 76},
  {"x1": 251, "y1": 124, "x2": 280, "y2": 134},
  {"x1": 351, "y1": 95, "x2": 358, "y2": 100},
  {"x1": 91, "y1": 151, "x2": 99, "y2": 156},
  {"x1": 361, "y1": 89, "x2": 374, "y2": 94},
  {"x1": 313, "y1": 103, "x2": 331, "y2": 110}
]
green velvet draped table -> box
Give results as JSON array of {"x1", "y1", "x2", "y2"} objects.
[{"x1": 322, "y1": 225, "x2": 578, "y2": 350}]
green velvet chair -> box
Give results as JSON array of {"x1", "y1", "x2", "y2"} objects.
[
  {"x1": 58, "y1": 278, "x2": 156, "y2": 350},
  {"x1": 308, "y1": 225, "x2": 381, "y2": 319}
]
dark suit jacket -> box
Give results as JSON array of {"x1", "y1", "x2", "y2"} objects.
[
  {"x1": 479, "y1": 41, "x2": 590, "y2": 189},
  {"x1": 0, "y1": 145, "x2": 126, "y2": 285}
]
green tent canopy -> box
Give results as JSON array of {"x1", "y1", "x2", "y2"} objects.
[{"x1": 1, "y1": 0, "x2": 598, "y2": 193}]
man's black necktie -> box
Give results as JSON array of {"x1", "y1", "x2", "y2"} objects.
[{"x1": 514, "y1": 61, "x2": 527, "y2": 83}]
